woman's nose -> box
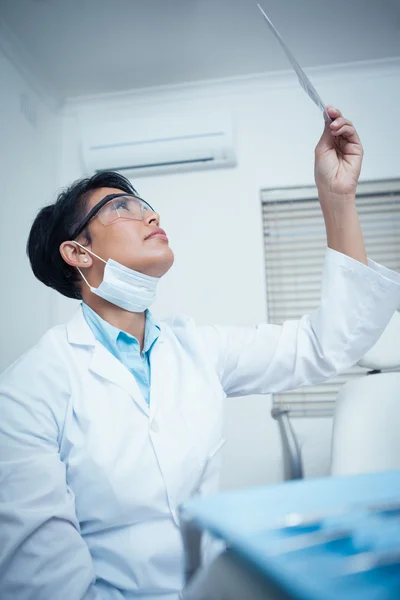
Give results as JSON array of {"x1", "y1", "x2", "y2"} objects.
[{"x1": 145, "y1": 210, "x2": 160, "y2": 226}]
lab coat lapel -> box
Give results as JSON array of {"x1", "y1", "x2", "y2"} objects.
[
  {"x1": 66, "y1": 307, "x2": 149, "y2": 415},
  {"x1": 148, "y1": 328, "x2": 171, "y2": 422},
  {"x1": 89, "y1": 342, "x2": 149, "y2": 415}
]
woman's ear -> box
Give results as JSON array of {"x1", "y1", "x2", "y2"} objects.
[{"x1": 59, "y1": 241, "x2": 93, "y2": 268}]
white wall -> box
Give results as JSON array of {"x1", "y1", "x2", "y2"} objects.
[
  {"x1": 0, "y1": 48, "x2": 60, "y2": 372},
  {"x1": 55, "y1": 59, "x2": 400, "y2": 489}
]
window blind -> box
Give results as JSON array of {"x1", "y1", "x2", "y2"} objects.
[{"x1": 261, "y1": 180, "x2": 400, "y2": 417}]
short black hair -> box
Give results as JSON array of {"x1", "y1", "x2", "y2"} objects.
[{"x1": 27, "y1": 171, "x2": 137, "y2": 300}]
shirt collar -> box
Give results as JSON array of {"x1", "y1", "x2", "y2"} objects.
[
  {"x1": 81, "y1": 302, "x2": 160, "y2": 355},
  {"x1": 142, "y1": 310, "x2": 160, "y2": 353}
]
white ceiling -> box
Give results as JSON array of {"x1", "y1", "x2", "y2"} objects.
[{"x1": 1, "y1": 0, "x2": 400, "y2": 101}]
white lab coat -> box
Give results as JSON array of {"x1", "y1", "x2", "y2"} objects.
[{"x1": 0, "y1": 248, "x2": 400, "y2": 600}]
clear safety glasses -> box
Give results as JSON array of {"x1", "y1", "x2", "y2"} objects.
[{"x1": 71, "y1": 193, "x2": 155, "y2": 240}]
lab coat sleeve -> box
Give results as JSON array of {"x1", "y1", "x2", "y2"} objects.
[
  {"x1": 199, "y1": 248, "x2": 400, "y2": 397},
  {"x1": 0, "y1": 343, "x2": 123, "y2": 600}
]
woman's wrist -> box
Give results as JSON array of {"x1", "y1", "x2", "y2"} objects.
[
  {"x1": 317, "y1": 188, "x2": 357, "y2": 213},
  {"x1": 320, "y1": 201, "x2": 368, "y2": 265}
]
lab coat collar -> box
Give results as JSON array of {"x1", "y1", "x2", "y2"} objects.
[
  {"x1": 66, "y1": 306, "x2": 96, "y2": 347},
  {"x1": 66, "y1": 307, "x2": 150, "y2": 415}
]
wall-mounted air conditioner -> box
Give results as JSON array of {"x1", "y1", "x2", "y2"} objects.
[{"x1": 81, "y1": 115, "x2": 236, "y2": 177}]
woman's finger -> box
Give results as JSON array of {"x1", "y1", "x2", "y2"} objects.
[
  {"x1": 331, "y1": 124, "x2": 360, "y2": 143},
  {"x1": 326, "y1": 106, "x2": 342, "y2": 120},
  {"x1": 330, "y1": 117, "x2": 352, "y2": 131}
]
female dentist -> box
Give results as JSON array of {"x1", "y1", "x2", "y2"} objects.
[{"x1": 1, "y1": 107, "x2": 400, "y2": 600}]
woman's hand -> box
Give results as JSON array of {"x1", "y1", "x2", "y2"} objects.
[
  {"x1": 314, "y1": 106, "x2": 367, "y2": 264},
  {"x1": 314, "y1": 106, "x2": 363, "y2": 208}
]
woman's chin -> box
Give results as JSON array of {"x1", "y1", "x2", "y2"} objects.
[{"x1": 136, "y1": 250, "x2": 175, "y2": 279}]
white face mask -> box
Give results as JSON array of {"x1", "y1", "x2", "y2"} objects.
[{"x1": 75, "y1": 243, "x2": 159, "y2": 313}]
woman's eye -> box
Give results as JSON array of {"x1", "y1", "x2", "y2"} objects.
[{"x1": 114, "y1": 200, "x2": 129, "y2": 211}]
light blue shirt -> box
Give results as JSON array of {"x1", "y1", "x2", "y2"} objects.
[{"x1": 81, "y1": 303, "x2": 160, "y2": 405}]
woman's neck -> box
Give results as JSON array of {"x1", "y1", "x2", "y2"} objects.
[{"x1": 83, "y1": 296, "x2": 146, "y2": 349}]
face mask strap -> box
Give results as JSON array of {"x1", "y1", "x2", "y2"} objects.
[
  {"x1": 77, "y1": 267, "x2": 93, "y2": 290},
  {"x1": 74, "y1": 241, "x2": 106, "y2": 264},
  {"x1": 74, "y1": 242, "x2": 106, "y2": 291}
]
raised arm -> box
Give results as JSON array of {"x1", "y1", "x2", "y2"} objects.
[
  {"x1": 198, "y1": 110, "x2": 400, "y2": 396},
  {"x1": 315, "y1": 105, "x2": 366, "y2": 264}
]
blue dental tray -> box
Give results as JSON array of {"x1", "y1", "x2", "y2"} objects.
[{"x1": 181, "y1": 471, "x2": 400, "y2": 600}]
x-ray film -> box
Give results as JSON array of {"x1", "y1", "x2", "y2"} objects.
[{"x1": 257, "y1": 4, "x2": 332, "y2": 122}]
